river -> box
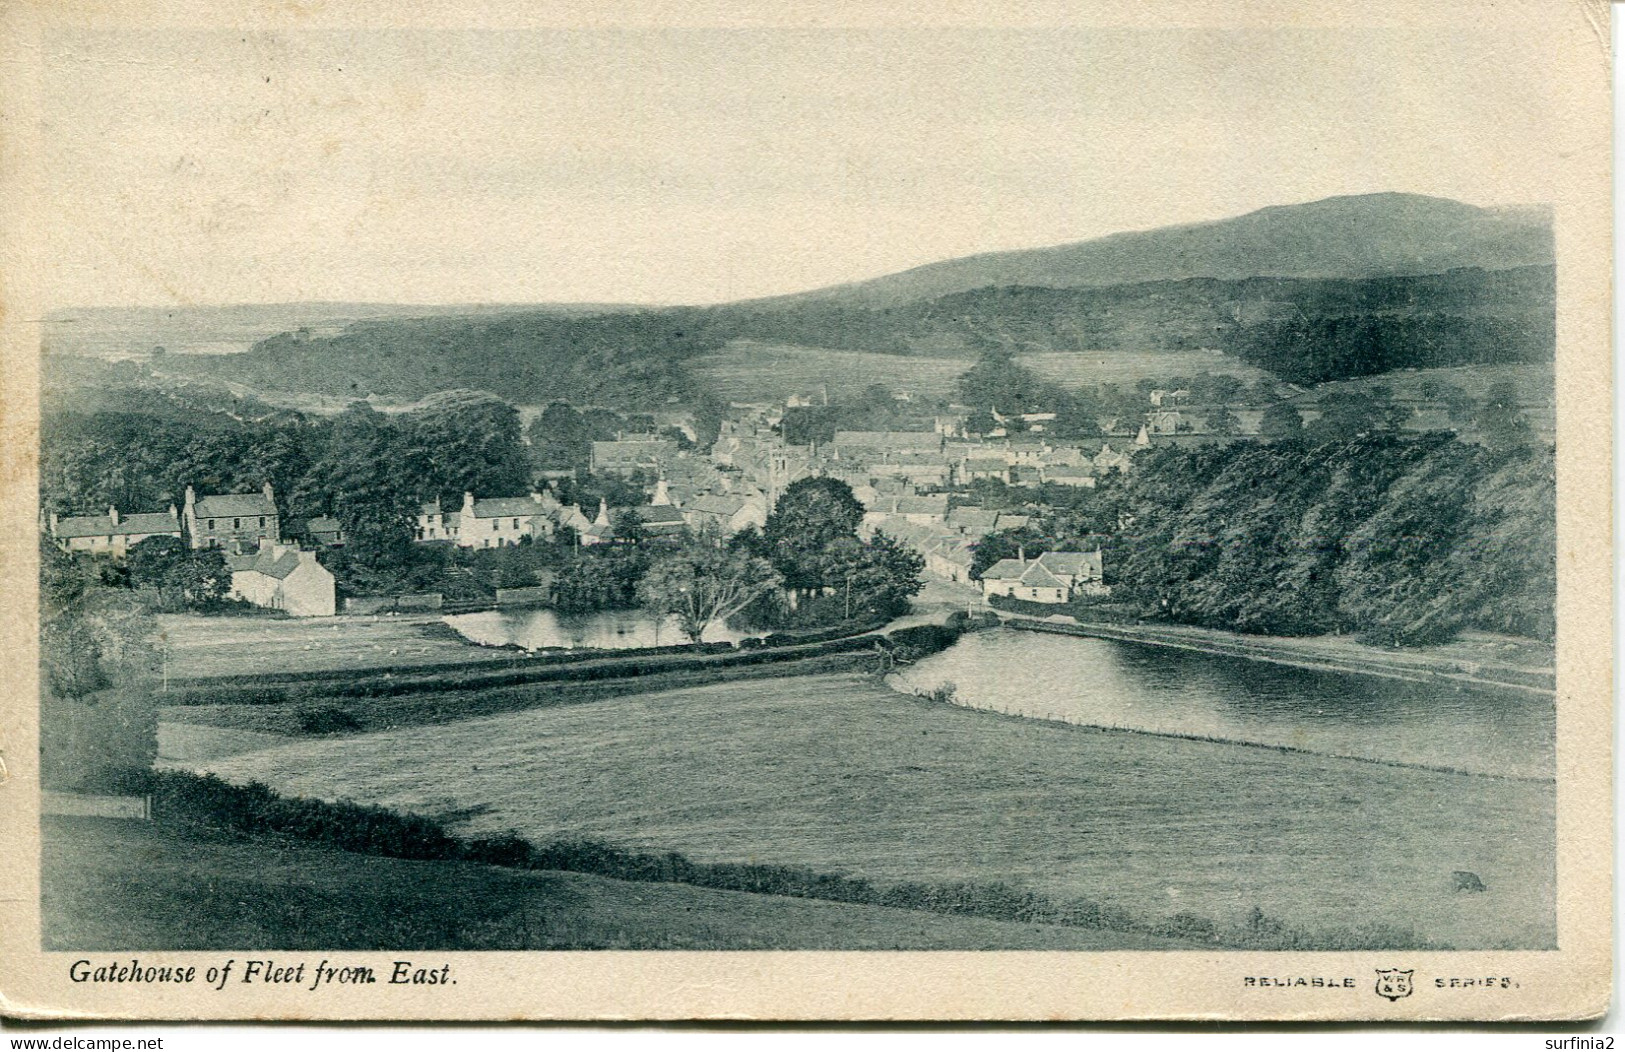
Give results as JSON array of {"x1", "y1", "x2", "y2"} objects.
[
  {"x1": 887, "y1": 629, "x2": 1554, "y2": 779},
  {"x1": 443, "y1": 607, "x2": 763, "y2": 651}
]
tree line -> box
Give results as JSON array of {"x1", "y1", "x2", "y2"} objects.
[{"x1": 979, "y1": 433, "x2": 1554, "y2": 645}]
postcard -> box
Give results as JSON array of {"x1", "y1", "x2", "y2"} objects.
[{"x1": 0, "y1": 0, "x2": 1611, "y2": 1022}]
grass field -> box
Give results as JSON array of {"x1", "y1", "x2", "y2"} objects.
[
  {"x1": 158, "y1": 612, "x2": 508, "y2": 680},
  {"x1": 42, "y1": 816, "x2": 1186, "y2": 950},
  {"x1": 191, "y1": 673, "x2": 1555, "y2": 949}
]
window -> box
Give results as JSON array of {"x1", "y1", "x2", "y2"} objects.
[
  {"x1": 513, "y1": 519, "x2": 520, "y2": 529},
  {"x1": 208, "y1": 519, "x2": 216, "y2": 530},
  {"x1": 234, "y1": 518, "x2": 241, "y2": 529},
  {"x1": 259, "y1": 517, "x2": 266, "y2": 528}
]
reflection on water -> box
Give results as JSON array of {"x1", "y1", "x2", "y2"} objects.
[
  {"x1": 889, "y1": 629, "x2": 1554, "y2": 779},
  {"x1": 444, "y1": 607, "x2": 763, "y2": 651}
]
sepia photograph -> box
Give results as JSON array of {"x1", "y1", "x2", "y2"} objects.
[{"x1": 0, "y1": 0, "x2": 1610, "y2": 1023}]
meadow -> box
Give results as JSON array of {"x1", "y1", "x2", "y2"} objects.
[
  {"x1": 191, "y1": 672, "x2": 1556, "y2": 950},
  {"x1": 44, "y1": 816, "x2": 1181, "y2": 950}
]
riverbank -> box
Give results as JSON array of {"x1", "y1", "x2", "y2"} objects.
[{"x1": 1005, "y1": 616, "x2": 1554, "y2": 695}]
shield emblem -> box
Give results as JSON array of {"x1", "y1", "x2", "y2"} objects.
[{"x1": 1375, "y1": 969, "x2": 1414, "y2": 1002}]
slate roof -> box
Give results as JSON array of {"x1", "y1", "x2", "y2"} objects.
[
  {"x1": 962, "y1": 458, "x2": 1008, "y2": 474},
  {"x1": 1035, "y1": 551, "x2": 1101, "y2": 578},
  {"x1": 54, "y1": 510, "x2": 180, "y2": 539},
  {"x1": 981, "y1": 559, "x2": 1028, "y2": 581},
  {"x1": 192, "y1": 493, "x2": 276, "y2": 519},
  {"x1": 687, "y1": 494, "x2": 747, "y2": 516},
  {"x1": 634, "y1": 505, "x2": 688, "y2": 527},
  {"x1": 227, "y1": 545, "x2": 307, "y2": 581},
  {"x1": 470, "y1": 497, "x2": 543, "y2": 519},
  {"x1": 306, "y1": 516, "x2": 343, "y2": 535}
]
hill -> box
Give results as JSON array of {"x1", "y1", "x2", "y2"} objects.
[{"x1": 759, "y1": 193, "x2": 1553, "y2": 309}]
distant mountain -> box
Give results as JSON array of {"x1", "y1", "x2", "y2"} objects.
[{"x1": 759, "y1": 193, "x2": 1553, "y2": 310}]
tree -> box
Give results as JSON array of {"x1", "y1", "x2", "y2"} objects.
[
  {"x1": 318, "y1": 405, "x2": 420, "y2": 574},
  {"x1": 127, "y1": 536, "x2": 230, "y2": 608},
  {"x1": 528, "y1": 401, "x2": 594, "y2": 472},
  {"x1": 405, "y1": 392, "x2": 532, "y2": 505},
  {"x1": 955, "y1": 348, "x2": 1052, "y2": 414},
  {"x1": 636, "y1": 545, "x2": 781, "y2": 642},
  {"x1": 817, "y1": 531, "x2": 925, "y2": 619},
  {"x1": 762, "y1": 477, "x2": 866, "y2": 590},
  {"x1": 1047, "y1": 390, "x2": 1103, "y2": 440},
  {"x1": 1258, "y1": 402, "x2": 1304, "y2": 438},
  {"x1": 1205, "y1": 406, "x2": 1242, "y2": 436}
]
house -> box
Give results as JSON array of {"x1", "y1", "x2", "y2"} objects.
[
  {"x1": 862, "y1": 494, "x2": 949, "y2": 533},
  {"x1": 980, "y1": 550, "x2": 1107, "y2": 604},
  {"x1": 183, "y1": 483, "x2": 279, "y2": 550},
  {"x1": 225, "y1": 539, "x2": 336, "y2": 617},
  {"x1": 922, "y1": 536, "x2": 976, "y2": 584},
  {"x1": 457, "y1": 492, "x2": 555, "y2": 548},
  {"x1": 580, "y1": 499, "x2": 616, "y2": 546},
  {"x1": 305, "y1": 516, "x2": 345, "y2": 546},
  {"x1": 1041, "y1": 465, "x2": 1097, "y2": 488},
  {"x1": 630, "y1": 503, "x2": 689, "y2": 540},
  {"x1": 1093, "y1": 444, "x2": 1135, "y2": 475},
  {"x1": 49, "y1": 505, "x2": 182, "y2": 557},
  {"x1": 959, "y1": 458, "x2": 1009, "y2": 484},
  {"x1": 682, "y1": 493, "x2": 768, "y2": 538},
  {"x1": 944, "y1": 506, "x2": 1000, "y2": 537},
  {"x1": 415, "y1": 501, "x2": 461, "y2": 543}
]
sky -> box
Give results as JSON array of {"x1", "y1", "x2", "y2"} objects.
[{"x1": 39, "y1": 25, "x2": 1556, "y2": 309}]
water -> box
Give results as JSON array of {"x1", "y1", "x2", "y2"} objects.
[
  {"x1": 888, "y1": 629, "x2": 1554, "y2": 779},
  {"x1": 444, "y1": 607, "x2": 764, "y2": 651}
]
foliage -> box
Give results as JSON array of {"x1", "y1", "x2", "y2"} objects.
[
  {"x1": 1109, "y1": 435, "x2": 1554, "y2": 643},
  {"x1": 759, "y1": 477, "x2": 866, "y2": 591},
  {"x1": 955, "y1": 347, "x2": 1052, "y2": 414},
  {"x1": 126, "y1": 536, "x2": 231, "y2": 609},
  {"x1": 551, "y1": 547, "x2": 649, "y2": 613},
  {"x1": 636, "y1": 545, "x2": 782, "y2": 642}
]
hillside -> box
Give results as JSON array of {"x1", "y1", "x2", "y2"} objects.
[
  {"x1": 759, "y1": 193, "x2": 1552, "y2": 309},
  {"x1": 141, "y1": 194, "x2": 1554, "y2": 402}
]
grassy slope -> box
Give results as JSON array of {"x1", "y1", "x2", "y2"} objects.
[
  {"x1": 191, "y1": 674, "x2": 1555, "y2": 950},
  {"x1": 42, "y1": 816, "x2": 1185, "y2": 951}
]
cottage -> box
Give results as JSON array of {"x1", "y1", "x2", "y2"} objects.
[
  {"x1": 415, "y1": 501, "x2": 462, "y2": 543},
  {"x1": 225, "y1": 540, "x2": 336, "y2": 617},
  {"x1": 958, "y1": 457, "x2": 1009, "y2": 484},
  {"x1": 1041, "y1": 465, "x2": 1097, "y2": 488},
  {"x1": 457, "y1": 492, "x2": 555, "y2": 548},
  {"x1": 980, "y1": 550, "x2": 1106, "y2": 604},
  {"x1": 183, "y1": 483, "x2": 279, "y2": 550},
  {"x1": 49, "y1": 505, "x2": 182, "y2": 557},
  {"x1": 682, "y1": 493, "x2": 768, "y2": 538},
  {"x1": 305, "y1": 516, "x2": 345, "y2": 546}
]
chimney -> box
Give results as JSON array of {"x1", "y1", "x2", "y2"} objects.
[
  {"x1": 262, "y1": 481, "x2": 275, "y2": 504},
  {"x1": 652, "y1": 478, "x2": 671, "y2": 506},
  {"x1": 48, "y1": 511, "x2": 58, "y2": 533},
  {"x1": 594, "y1": 498, "x2": 609, "y2": 526},
  {"x1": 1018, "y1": 545, "x2": 1026, "y2": 565},
  {"x1": 108, "y1": 506, "x2": 118, "y2": 526},
  {"x1": 184, "y1": 485, "x2": 196, "y2": 510},
  {"x1": 168, "y1": 504, "x2": 178, "y2": 520},
  {"x1": 463, "y1": 491, "x2": 476, "y2": 518}
]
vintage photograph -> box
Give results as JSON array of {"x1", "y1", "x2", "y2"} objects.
[{"x1": 1, "y1": 0, "x2": 1610, "y2": 1023}]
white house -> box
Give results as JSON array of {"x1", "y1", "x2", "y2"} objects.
[
  {"x1": 50, "y1": 505, "x2": 182, "y2": 557},
  {"x1": 980, "y1": 550, "x2": 1107, "y2": 604},
  {"x1": 225, "y1": 540, "x2": 336, "y2": 617},
  {"x1": 455, "y1": 492, "x2": 557, "y2": 548}
]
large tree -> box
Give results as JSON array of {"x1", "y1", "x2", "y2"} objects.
[
  {"x1": 955, "y1": 347, "x2": 1053, "y2": 415},
  {"x1": 761, "y1": 476, "x2": 866, "y2": 591},
  {"x1": 636, "y1": 545, "x2": 781, "y2": 642}
]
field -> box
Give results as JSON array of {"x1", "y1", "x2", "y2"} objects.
[
  {"x1": 190, "y1": 673, "x2": 1556, "y2": 949},
  {"x1": 692, "y1": 340, "x2": 1268, "y2": 405},
  {"x1": 692, "y1": 341, "x2": 972, "y2": 404},
  {"x1": 158, "y1": 612, "x2": 507, "y2": 680},
  {"x1": 42, "y1": 816, "x2": 1184, "y2": 950}
]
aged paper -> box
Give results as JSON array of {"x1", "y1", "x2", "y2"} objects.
[{"x1": 0, "y1": 0, "x2": 1611, "y2": 1022}]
